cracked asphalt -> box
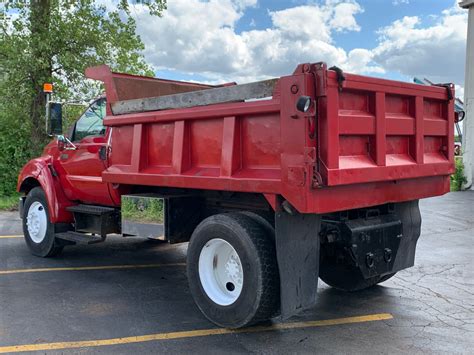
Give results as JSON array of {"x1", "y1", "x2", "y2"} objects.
[{"x1": 0, "y1": 192, "x2": 473, "y2": 354}]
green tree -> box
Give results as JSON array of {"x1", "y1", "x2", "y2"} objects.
[{"x1": 0, "y1": 0, "x2": 166, "y2": 196}]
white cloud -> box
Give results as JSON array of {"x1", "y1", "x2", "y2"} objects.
[
  {"x1": 392, "y1": 0, "x2": 409, "y2": 5},
  {"x1": 345, "y1": 48, "x2": 385, "y2": 74},
  {"x1": 371, "y1": 3, "x2": 467, "y2": 85},
  {"x1": 456, "y1": 84, "x2": 465, "y2": 100},
  {"x1": 130, "y1": 0, "x2": 381, "y2": 83},
  {"x1": 232, "y1": 0, "x2": 258, "y2": 9},
  {"x1": 330, "y1": 2, "x2": 362, "y2": 32}
]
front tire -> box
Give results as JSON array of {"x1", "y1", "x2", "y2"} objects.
[
  {"x1": 187, "y1": 213, "x2": 279, "y2": 328},
  {"x1": 23, "y1": 187, "x2": 64, "y2": 257}
]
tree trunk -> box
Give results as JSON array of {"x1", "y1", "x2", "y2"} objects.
[{"x1": 29, "y1": 0, "x2": 52, "y2": 153}]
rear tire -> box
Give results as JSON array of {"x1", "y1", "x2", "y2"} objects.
[
  {"x1": 22, "y1": 187, "x2": 64, "y2": 257},
  {"x1": 378, "y1": 272, "x2": 396, "y2": 283},
  {"x1": 237, "y1": 211, "x2": 275, "y2": 238},
  {"x1": 319, "y1": 265, "x2": 396, "y2": 292},
  {"x1": 187, "y1": 213, "x2": 279, "y2": 328}
]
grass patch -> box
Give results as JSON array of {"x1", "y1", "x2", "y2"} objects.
[
  {"x1": 450, "y1": 157, "x2": 467, "y2": 191},
  {"x1": 0, "y1": 194, "x2": 20, "y2": 211},
  {"x1": 122, "y1": 196, "x2": 164, "y2": 224}
]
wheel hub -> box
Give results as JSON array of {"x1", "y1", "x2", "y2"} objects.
[{"x1": 225, "y1": 255, "x2": 243, "y2": 286}]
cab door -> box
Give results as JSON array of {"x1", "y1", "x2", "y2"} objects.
[{"x1": 56, "y1": 98, "x2": 114, "y2": 206}]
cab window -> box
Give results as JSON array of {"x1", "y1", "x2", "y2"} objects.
[{"x1": 73, "y1": 98, "x2": 106, "y2": 141}]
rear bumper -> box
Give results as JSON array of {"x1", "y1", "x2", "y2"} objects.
[{"x1": 306, "y1": 175, "x2": 450, "y2": 214}]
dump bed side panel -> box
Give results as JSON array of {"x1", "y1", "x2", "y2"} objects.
[{"x1": 103, "y1": 100, "x2": 284, "y2": 194}]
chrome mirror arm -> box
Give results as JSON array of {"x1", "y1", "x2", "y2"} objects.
[{"x1": 64, "y1": 136, "x2": 77, "y2": 150}]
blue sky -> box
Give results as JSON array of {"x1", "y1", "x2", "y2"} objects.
[
  {"x1": 234, "y1": 0, "x2": 449, "y2": 35},
  {"x1": 319, "y1": 1, "x2": 452, "y2": 50},
  {"x1": 135, "y1": 0, "x2": 466, "y2": 99}
]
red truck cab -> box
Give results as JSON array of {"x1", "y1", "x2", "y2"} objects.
[{"x1": 17, "y1": 63, "x2": 455, "y2": 328}]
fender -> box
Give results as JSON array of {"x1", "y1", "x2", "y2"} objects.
[{"x1": 17, "y1": 156, "x2": 74, "y2": 223}]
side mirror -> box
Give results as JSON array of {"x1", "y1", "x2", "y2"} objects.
[
  {"x1": 455, "y1": 111, "x2": 465, "y2": 123},
  {"x1": 47, "y1": 102, "x2": 63, "y2": 136}
]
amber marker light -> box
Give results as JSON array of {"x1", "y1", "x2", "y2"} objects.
[{"x1": 43, "y1": 83, "x2": 53, "y2": 93}]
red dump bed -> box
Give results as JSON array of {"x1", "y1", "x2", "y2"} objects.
[{"x1": 93, "y1": 63, "x2": 454, "y2": 214}]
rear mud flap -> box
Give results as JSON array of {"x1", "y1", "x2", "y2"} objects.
[
  {"x1": 275, "y1": 211, "x2": 321, "y2": 319},
  {"x1": 392, "y1": 200, "x2": 422, "y2": 271}
]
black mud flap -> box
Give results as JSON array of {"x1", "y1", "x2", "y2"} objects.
[
  {"x1": 392, "y1": 200, "x2": 422, "y2": 271},
  {"x1": 275, "y1": 211, "x2": 321, "y2": 319}
]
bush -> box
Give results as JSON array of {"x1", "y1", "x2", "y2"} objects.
[
  {"x1": 0, "y1": 105, "x2": 35, "y2": 197},
  {"x1": 0, "y1": 97, "x2": 92, "y2": 198},
  {"x1": 450, "y1": 158, "x2": 467, "y2": 191}
]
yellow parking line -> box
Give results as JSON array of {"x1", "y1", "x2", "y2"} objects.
[
  {"x1": 0, "y1": 235, "x2": 22, "y2": 239},
  {"x1": 0, "y1": 313, "x2": 393, "y2": 353},
  {"x1": 0, "y1": 263, "x2": 185, "y2": 275}
]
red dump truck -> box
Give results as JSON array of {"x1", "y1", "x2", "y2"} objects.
[{"x1": 17, "y1": 62, "x2": 455, "y2": 328}]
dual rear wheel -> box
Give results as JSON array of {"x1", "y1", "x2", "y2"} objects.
[{"x1": 187, "y1": 213, "x2": 280, "y2": 328}]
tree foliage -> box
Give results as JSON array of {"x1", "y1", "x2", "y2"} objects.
[{"x1": 0, "y1": 0, "x2": 166, "y2": 196}]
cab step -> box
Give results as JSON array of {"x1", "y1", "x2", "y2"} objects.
[{"x1": 55, "y1": 231, "x2": 105, "y2": 245}]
